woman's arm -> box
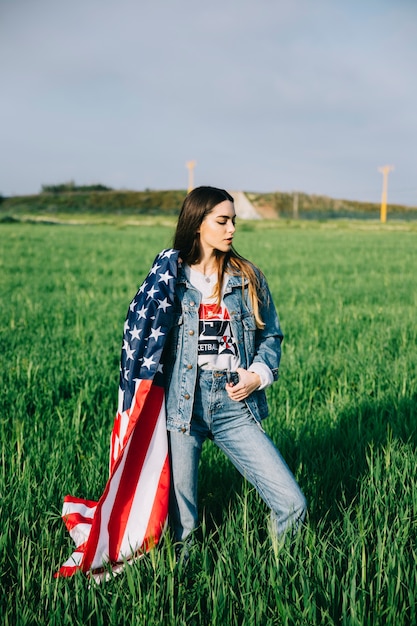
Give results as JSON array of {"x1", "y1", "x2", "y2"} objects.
[{"x1": 226, "y1": 273, "x2": 283, "y2": 402}]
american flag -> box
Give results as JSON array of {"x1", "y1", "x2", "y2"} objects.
[{"x1": 56, "y1": 249, "x2": 179, "y2": 580}]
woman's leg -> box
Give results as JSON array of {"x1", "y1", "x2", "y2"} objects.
[
  {"x1": 211, "y1": 386, "x2": 307, "y2": 537},
  {"x1": 168, "y1": 428, "x2": 203, "y2": 542},
  {"x1": 168, "y1": 372, "x2": 212, "y2": 542}
]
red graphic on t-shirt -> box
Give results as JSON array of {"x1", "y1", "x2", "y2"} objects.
[
  {"x1": 198, "y1": 303, "x2": 237, "y2": 357},
  {"x1": 199, "y1": 303, "x2": 229, "y2": 320}
]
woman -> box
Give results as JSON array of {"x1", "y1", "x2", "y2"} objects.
[{"x1": 164, "y1": 186, "x2": 306, "y2": 546}]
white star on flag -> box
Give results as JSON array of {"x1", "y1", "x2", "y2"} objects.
[
  {"x1": 138, "y1": 281, "x2": 148, "y2": 294},
  {"x1": 149, "y1": 263, "x2": 161, "y2": 275},
  {"x1": 148, "y1": 326, "x2": 164, "y2": 342},
  {"x1": 122, "y1": 340, "x2": 135, "y2": 361},
  {"x1": 157, "y1": 298, "x2": 172, "y2": 312},
  {"x1": 125, "y1": 346, "x2": 135, "y2": 361},
  {"x1": 160, "y1": 249, "x2": 176, "y2": 259},
  {"x1": 142, "y1": 355, "x2": 156, "y2": 370},
  {"x1": 146, "y1": 285, "x2": 158, "y2": 300},
  {"x1": 129, "y1": 325, "x2": 142, "y2": 340},
  {"x1": 158, "y1": 270, "x2": 173, "y2": 285},
  {"x1": 137, "y1": 305, "x2": 148, "y2": 320}
]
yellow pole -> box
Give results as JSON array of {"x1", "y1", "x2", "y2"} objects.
[
  {"x1": 378, "y1": 165, "x2": 394, "y2": 223},
  {"x1": 186, "y1": 161, "x2": 196, "y2": 193}
]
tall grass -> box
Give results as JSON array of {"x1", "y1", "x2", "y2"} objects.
[{"x1": 1, "y1": 220, "x2": 416, "y2": 625}]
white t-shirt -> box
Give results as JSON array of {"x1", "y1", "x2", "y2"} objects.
[
  {"x1": 185, "y1": 265, "x2": 240, "y2": 372},
  {"x1": 184, "y1": 265, "x2": 273, "y2": 389}
]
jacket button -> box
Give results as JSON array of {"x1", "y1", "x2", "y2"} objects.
[
  {"x1": 187, "y1": 364, "x2": 193, "y2": 369},
  {"x1": 188, "y1": 330, "x2": 194, "y2": 336},
  {"x1": 190, "y1": 301, "x2": 195, "y2": 307},
  {"x1": 184, "y1": 393, "x2": 190, "y2": 399},
  {"x1": 181, "y1": 427, "x2": 187, "y2": 433}
]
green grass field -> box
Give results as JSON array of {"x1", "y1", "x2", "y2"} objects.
[{"x1": 1, "y1": 219, "x2": 416, "y2": 625}]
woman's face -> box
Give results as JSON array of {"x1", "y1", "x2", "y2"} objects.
[{"x1": 198, "y1": 200, "x2": 236, "y2": 257}]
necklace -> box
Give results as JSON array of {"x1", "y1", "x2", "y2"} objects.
[
  {"x1": 200, "y1": 270, "x2": 216, "y2": 283},
  {"x1": 190, "y1": 264, "x2": 216, "y2": 283}
]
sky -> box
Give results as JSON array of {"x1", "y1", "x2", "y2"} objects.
[{"x1": 1, "y1": 0, "x2": 417, "y2": 206}]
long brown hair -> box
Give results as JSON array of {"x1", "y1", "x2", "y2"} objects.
[{"x1": 173, "y1": 186, "x2": 265, "y2": 329}]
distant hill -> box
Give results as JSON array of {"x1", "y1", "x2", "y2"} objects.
[
  {"x1": 0, "y1": 187, "x2": 416, "y2": 220},
  {"x1": 0, "y1": 189, "x2": 187, "y2": 216},
  {"x1": 248, "y1": 191, "x2": 417, "y2": 221}
]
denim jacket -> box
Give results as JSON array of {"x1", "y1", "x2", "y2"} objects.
[{"x1": 164, "y1": 263, "x2": 284, "y2": 434}]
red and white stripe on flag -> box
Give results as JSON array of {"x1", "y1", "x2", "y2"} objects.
[{"x1": 55, "y1": 381, "x2": 169, "y2": 578}]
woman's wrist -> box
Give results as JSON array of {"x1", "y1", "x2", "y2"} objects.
[{"x1": 247, "y1": 363, "x2": 273, "y2": 390}]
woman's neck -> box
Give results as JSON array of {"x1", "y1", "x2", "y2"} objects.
[{"x1": 190, "y1": 254, "x2": 218, "y2": 276}]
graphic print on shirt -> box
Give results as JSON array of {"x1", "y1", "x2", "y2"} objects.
[{"x1": 198, "y1": 303, "x2": 238, "y2": 360}]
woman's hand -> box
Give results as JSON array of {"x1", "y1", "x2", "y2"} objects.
[{"x1": 225, "y1": 368, "x2": 261, "y2": 402}]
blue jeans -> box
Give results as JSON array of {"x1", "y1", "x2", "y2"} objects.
[{"x1": 168, "y1": 370, "x2": 307, "y2": 542}]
